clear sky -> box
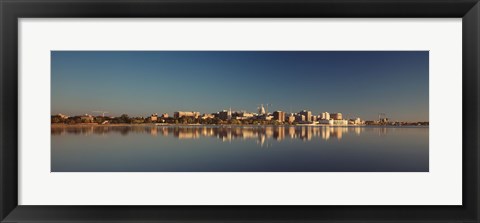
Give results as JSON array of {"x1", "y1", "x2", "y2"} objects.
[{"x1": 51, "y1": 51, "x2": 428, "y2": 121}]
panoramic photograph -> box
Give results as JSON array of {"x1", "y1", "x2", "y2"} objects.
[{"x1": 51, "y1": 51, "x2": 429, "y2": 172}]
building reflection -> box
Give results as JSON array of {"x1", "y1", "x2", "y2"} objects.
[{"x1": 51, "y1": 125, "x2": 385, "y2": 145}]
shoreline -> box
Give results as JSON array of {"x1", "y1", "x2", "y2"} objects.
[{"x1": 51, "y1": 123, "x2": 428, "y2": 128}]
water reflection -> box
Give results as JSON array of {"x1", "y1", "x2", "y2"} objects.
[
  {"x1": 51, "y1": 125, "x2": 420, "y2": 145},
  {"x1": 51, "y1": 125, "x2": 429, "y2": 172}
]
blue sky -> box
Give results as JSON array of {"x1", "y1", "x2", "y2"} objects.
[{"x1": 51, "y1": 51, "x2": 428, "y2": 121}]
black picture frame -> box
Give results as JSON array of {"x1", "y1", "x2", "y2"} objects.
[{"x1": 1, "y1": 0, "x2": 479, "y2": 222}]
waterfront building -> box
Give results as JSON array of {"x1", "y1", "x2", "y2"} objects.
[
  {"x1": 321, "y1": 112, "x2": 330, "y2": 120},
  {"x1": 353, "y1": 117, "x2": 363, "y2": 125},
  {"x1": 201, "y1": 113, "x2": 215, "y2": 119},
  {"x1": 273, "y1": 111, "x2": 285, "y2": 122},
  {"x1": 219, "y1": 110, "x2": 229, "y2": 120},
  {"x1": 174, "y1": 111, "x2": 200, "y2": 119},
  {"x1": 299, "y1": 110, "x2": 312, "y2": 122},
  {"x1": 219, "y1": 108, "x2": 232, "y2": 121},
  {"x1": 57, "y1": 113, "x2": 69, "y2": 119},
  {"x1": 318, "y1": 119, "x2": 348, "y2": 125},
  {"x1": 379, "y1": 117, "x2": 389, "y2": 123},
  {"x1": 149, "y1": 113, "x2": 158, "y2": 122},
  {"x1": 287, "y1": 114, "x2": 295, "y2": 124},
  {"x1": 365, "y1": 120, "x2": 376, "y2": 125},
  {"x1": 263, "y1": 115, "x2": 274, "y2": 121},
  {"x1": 234, "y1": 111, "x2": 254, "y2": 120},
  {"x1": 160, "y1": 113, "x2": 169, "y2": 118},
  {"x1": 319, "y1": 119, "x2": 333, "y2": 125},
  {"x1": 332, "y1": 119, "x2": 348, "y2": 125},
  {"x1": 296, "y1": 114, "x2": 305, "y2": 122},
  {"x1": 331, "y1": 113, "x2": 343, "y2": 120}
]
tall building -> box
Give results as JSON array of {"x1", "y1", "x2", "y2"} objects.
[
  {"x1": 299, "y1": 110, "x2": 312, "y2": 122},
  {"x1": 273, "y1": 111, "x2": 285, "y2": 122},
  {"x1": 331, "y1": 113, "x2": 343, "y2": 120},
  {"x1": 296, "y1": 114, "x2": 306, "y2": 122},
  {"x1": 321, "y1": 112, "x2": 330, "y2": 120},
  {"x1": 218, "y1": 108, "x2": 232, "y2": 121}
]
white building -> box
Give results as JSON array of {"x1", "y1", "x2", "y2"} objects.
[
  {"x1": 258, "y1": 104, "x2": 266, "y2": 115},
  {"x1": 332, "y1": 119, "x2": 348, "y2": 126},
  {"x1": 321, "y1": 112, "x2": 330, "y2": 120},
  {"x1": 319, "y1": 119, "x2": 348, "y2": 126},
  {"x1": 354, "y1": 118, "x2": 363, "y2": 125}
]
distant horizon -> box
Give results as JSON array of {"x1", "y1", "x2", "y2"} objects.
[
  {"x1": 52, "y1": 51, "x2": 429, "y2": 122},
  {"x1": 51, "y1": 109, "x2": 428, "y2": 122}
]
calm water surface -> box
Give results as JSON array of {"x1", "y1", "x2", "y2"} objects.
[{"x1": 51, "y1": 125, "x2": 429, "y2": 172}]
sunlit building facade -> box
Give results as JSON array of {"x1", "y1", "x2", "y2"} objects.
[
  {"x1": 273, "y1": 111, "x2": 285, "y2": 122},
  {"x1": 331, "y1": 113, "x2": 343, "y2": 120},
  {"x1": 299, "y1": 110, "x2": 312, "y2": 122},
  {"x1": 321, "y1": 112, "x2": 330, "y2": 120},
  {"x1": 174, "y1": 111, "x2": 200, "y2": 119},
  {"x1": 287, "y1": 114, "x2": 296, "y2": 124}
]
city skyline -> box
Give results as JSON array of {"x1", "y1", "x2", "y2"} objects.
[{"x1": 52, "y1": 51, "x2": 429, "y2": 121}]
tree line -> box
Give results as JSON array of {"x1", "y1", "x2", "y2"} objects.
[{"x1": 51, "y1": 114, "x2": 285, "y2": 125}]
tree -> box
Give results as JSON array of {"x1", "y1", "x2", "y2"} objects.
[
  {"x1": 95, "y1": 117, "x2": 104, "y2": 124},
  {"x1": 51, "y1": 116, "x2": 61, "y2": 124},
  {"x1": 120, "y1": 114, "x2": 130, "y2": 123},
  {"x1": 73, "y1": 116, "x2": 82, "y2": 124}
]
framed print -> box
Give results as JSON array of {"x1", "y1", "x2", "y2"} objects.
[{"x1": 1, "y1": 0, "x2": 479, "y2": 222}]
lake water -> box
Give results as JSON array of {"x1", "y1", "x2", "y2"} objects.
[{"x1": 51, "y1": 125, "x2": 429, "y2": 172}]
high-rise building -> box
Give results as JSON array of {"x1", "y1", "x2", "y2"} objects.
[
  {"x1": 299, "y1": 110, "x2": 312, "y2": 122},
  {"x1": 218, "y1": 108, "x2": 232, "y2": 120},
  {"x1": 331, "y1": 113, "x2": 343, "y2": 120},
  {"x1": 321, "y1": 112, "x2": 330, "y2": 120},
  {"x1": 273, "y1": 111, "x2": 285, "y2": 122},
  {"x1": 296, "y1": 114, "x2": 306, "y2": 122}
]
